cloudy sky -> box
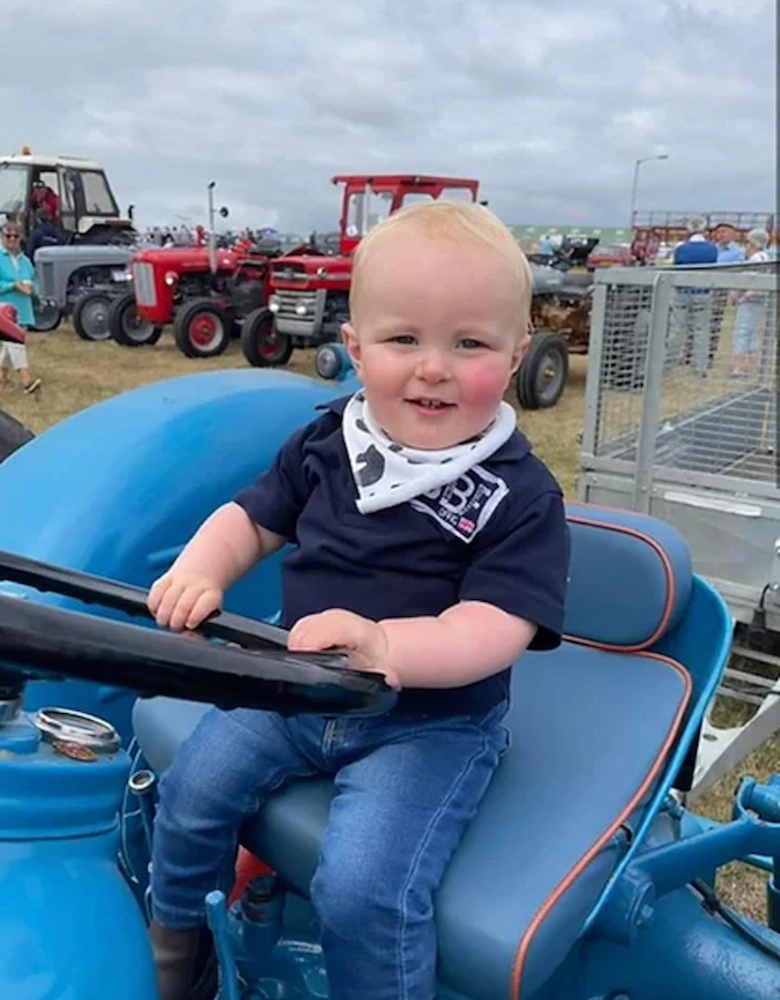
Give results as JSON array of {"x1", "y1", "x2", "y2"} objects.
[{"x1": 1, "y1": 0, "x2": 775, "y2": 232}]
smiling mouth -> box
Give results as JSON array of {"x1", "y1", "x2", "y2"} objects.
[{"x1": 407, "y1": 398, "x2": 456, "y2": 410}]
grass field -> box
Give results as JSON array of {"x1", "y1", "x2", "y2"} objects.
[{"x1": 3, "y1": 325, "x2": 778, "y2": 922}]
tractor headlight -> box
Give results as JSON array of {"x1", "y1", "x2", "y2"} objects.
[
  {"x1": 269, "y1": 295, "x2": 280, "y2": 313},
  {"x1": 295, "y1": 303, "x2": 308, "y2": 316},
  {"x1": 164, "y1": 271, "x2": 178, "y2": 286}
]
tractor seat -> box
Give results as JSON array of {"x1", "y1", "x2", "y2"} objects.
[{"x1": 133, "y1": 505, "x2": 694, "y2": 1000}]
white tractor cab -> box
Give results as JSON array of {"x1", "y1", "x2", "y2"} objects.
[{"x1": 0, "y1": 147, "x2": 135, "y2": 244}]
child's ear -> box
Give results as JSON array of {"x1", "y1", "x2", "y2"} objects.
[
  {"x1": 342, "y1": 322, "x2": 362, "y2": 373},
  {"x1": 510, "y1": 330, "x2": 531, "y2": 375}
]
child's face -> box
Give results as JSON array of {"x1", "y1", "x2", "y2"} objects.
[{"x1": 343, "y1": 228, "x2": 527, "y2": 450}]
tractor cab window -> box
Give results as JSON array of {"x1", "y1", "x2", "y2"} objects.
[
  {"x1": 79, "y1": 171, "x2": 118, "y2": 216},
  {"x1": 58, "y1": 169, "x2": 77, "y2": 233},
  {"x1": 400, "y1": 187, "x2": 475, "y2": 210},
  {"x1": 345, "y1": 189, "x2": 394, "y2": 238},
  {"x1": 34, "y1": 169, "x2": 58, "y2": 193},
  {"x1": 401, "y1": 192, "x2": 434, "y2": 208},
  {"x1": 0, "y1": 164, "x2": 29, "y2": 218},
  {"x1": 437, "y1": 187, "x2": 475, "y2": 204}
]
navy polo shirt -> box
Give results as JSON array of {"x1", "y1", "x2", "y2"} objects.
[{"x1": 234, "y1": 397, "x2": 570, "y2": 717}]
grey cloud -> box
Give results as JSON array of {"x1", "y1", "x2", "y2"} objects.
[{"x1": 1, "y1": 0, "x2": 774, "y2": 230}]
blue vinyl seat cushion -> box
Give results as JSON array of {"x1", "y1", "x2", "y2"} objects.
[
  {"x1": 564, "y1": 503, "x2": 692, "y2": 649},
  {"x1": 134, "y1": 643, "x2": 690, "y2": 1000}
]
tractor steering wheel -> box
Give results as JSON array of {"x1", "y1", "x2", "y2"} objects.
[{"x1": 0, "y1": 551, "x2": 395, "y2": 716}]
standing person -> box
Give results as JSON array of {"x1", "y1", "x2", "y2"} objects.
[
  {"x1": 670, "y1": 217, "x2": 718, "y2": 374},
  {"x1": 144, "y1": 200, "x2": 570, "y2": 1000},
  {"x1": 714, "y1": 223, "x2": 746, "y2": 264},
  {"x1": 0, "y1": 223, "x2": 41, "y2": 393},
  {"x1": 731, "y1": 228, "x2": 771, "y2": 377},
  {"x1": 708, "y1": 223, "x2": 747, "y2": 367}
]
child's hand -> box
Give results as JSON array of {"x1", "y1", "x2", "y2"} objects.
[
  {"x1": 147, "y1": 570, "x2": 223, "y2": 632},
  {"x1": 288, "y1": 609, "x2": 400, "y2": 689}
]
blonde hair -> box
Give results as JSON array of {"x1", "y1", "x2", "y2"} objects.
[{"x1": 350, "y1": 200, "x2": 534, "y2": 340}]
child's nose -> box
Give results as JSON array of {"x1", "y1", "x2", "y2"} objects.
[{"x1": 415, "y1": 349, "x2": 451, "y2": 381}]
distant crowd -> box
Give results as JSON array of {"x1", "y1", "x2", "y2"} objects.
[{"x1": 632, "y1": 218, "x2": 773, "y2": 267}]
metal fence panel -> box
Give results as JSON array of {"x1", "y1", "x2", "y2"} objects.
[{"x1": 580, "y1": 262, "x2": 779, "y2": 622}]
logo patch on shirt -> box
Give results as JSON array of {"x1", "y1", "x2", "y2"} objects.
[{"x1": 410, "y1": 465, "x2": 508, "y2": 542}]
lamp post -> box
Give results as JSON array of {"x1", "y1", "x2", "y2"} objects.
[{"x1": 630, "y1": 154, "x2": 669, "y2": 231}]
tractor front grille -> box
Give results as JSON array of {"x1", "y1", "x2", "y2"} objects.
[
  {"x1": 38, "y1": 262, "x2": 55, "y2": 299},
  {"x1": 132, "y1": 262, "x2": 156, "y2": 307},
  {"x1": 272, "y1": 289, "x2": 325, "y2": 336}
]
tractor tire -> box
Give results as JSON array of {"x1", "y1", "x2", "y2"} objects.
[
  {"x1": 0, "y1": 408, "x2": 34, "y2": 463},
  {"x1": 174, "y1": 299, "x2": 231, "y2": 359},
  {"x1": 72, "y1": 290, "x2": 113, "y2": 341},
  {"x1": 241, "y1": 308, "x2": 293, "y2": 368},
  {"x1": 30, "y1": 297, "x2": 62, "y2": 333},
  {"x1": 109, "y1": 293, "x2": 163, "y2": 347},
  {"x1": 515, "y1": 331, "x2": 569, "y2": 410}
]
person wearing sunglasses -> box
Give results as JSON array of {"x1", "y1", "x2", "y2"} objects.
[{"x1": 0, "y1": 223, "x2": 41, "y2": 393}]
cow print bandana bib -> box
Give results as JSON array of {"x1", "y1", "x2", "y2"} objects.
[{"x1": 342, "y1": 391, "x2": 517, "y2": 514}]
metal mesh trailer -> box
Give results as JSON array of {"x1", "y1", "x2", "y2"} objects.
[{"x1": 578, "y1": 262, "x2": 779, "y2": 798}]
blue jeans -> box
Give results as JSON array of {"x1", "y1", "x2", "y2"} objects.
[{"x1": 151, "y1": 702, "x2": 510, "y2": 1000}]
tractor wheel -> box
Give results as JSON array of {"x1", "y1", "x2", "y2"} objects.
[
  {"x1": 174, "y1": 299, "x2": 231, "y2": 359},
  {"x1": 515, "y1": 331, "x2": 569, "y2": 410},
  {"x1": 30, "y1": 297, "x2": 62, "y2": 333},
  {"x1": 0, "y1": 408, "x2": 34, "y2": 464},
  {"x1": 315, "y1": 343, "x2": 346, "y2": 380},
  {"x1": 241, "y1": 308, "x2": 293, "y2": 367},
  {"x1": 109, "y1": 293, "x2": 163, "y2": 347},
  {"x1": 72, "y1": 291, "x2": 113, "y2": 341}
]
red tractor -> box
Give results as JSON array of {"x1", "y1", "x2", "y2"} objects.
[
  {"x1": 112, "y1": 238, "x2": 295, "y2": 358},
  {"x1": 241, "y1": 175, "x2": 480, "y2": 367}
]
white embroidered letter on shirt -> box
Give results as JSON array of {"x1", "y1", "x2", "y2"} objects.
[{"x1": 409, "y1": 465, "x2": 509, "y2": 542}]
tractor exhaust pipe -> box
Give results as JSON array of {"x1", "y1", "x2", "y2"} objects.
[{"x1": 207, "y1": 181, "x2": 217, "y2": 276}]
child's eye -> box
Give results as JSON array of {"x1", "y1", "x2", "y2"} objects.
[
  {"x1": 459, "y1": 337, "x2": 486, "y2": 350},
  {"x1": 390, "y1": 334, "x2": 417, "y2": 345}
]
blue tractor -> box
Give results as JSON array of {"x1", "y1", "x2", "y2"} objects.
[{"x1": 0, "y1": 361, "x2": 779, "y2": 999}]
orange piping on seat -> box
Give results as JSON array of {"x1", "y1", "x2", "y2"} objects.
[
  {"x1": 509, "y1": 652, "x2": 692, "y2": 1000},
  {"x1": 565, "y1": 516, "x2": 677, "y2": 651}
]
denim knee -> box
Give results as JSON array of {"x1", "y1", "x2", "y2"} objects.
[
  {"x1": 156, "y1": 730, "x2": 240, "y2": 834},
  {"x1": 311, "y1": 850, "x2": 407, "y2": 941}
]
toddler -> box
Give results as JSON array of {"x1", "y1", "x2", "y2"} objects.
[{"x1": 146, "y1": 200, "x2": 570, "y2": 1000}]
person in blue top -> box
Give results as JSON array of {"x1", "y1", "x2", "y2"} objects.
[
  {"x1": 0, "y1": 221, "x2": 41, "y2": 393},
  {"x1": 714, "y1": 223, "x2": 746, "y2": 264},
  {"x1": 672, "y1": 216, "x2": 718, "y2": 266},
  {"x1": 144, "y1": 200, "x2": 571, "y2": 1000},
  {"x1": 707, "y1": 223, "x2": 747, "y2": 367}
]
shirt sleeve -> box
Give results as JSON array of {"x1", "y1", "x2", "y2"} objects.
[
  {"x1": 458, "y1": 489, "x2": 570, "y2": 650},
  {"x1": 232, "y1": 424, "x2": 312, "y2": 541}
]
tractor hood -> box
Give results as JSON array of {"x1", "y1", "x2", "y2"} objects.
[
  {"x1": 34, "y1": 244, "x2": 132, "y2": 266},
  {"x1": 270, "y1": 253, "x2": 353, "y2": 291},
  {"x1": 529, "y1": 263, "x2": 566, "y2": 294},
  {"x1": 131, "y1": 246, "x2": 241, "y2": 272}
]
